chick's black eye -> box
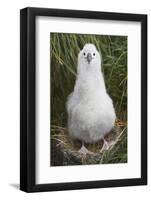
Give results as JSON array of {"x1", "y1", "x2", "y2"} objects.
[
  {"x1": 83, "y1": 52, "x2": 86, "y2": 56},
  {"x1": 93, "y1": 53, "x2": 96, "y2": 56}
]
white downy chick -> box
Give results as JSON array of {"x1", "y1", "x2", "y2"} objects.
[{"x1": 67, "y1": 44, "x2": 116, "y2": 155}]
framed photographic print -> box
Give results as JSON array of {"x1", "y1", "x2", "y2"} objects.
[{"x1": 20, "y1": 7, "x2": 147, "y2": 192}]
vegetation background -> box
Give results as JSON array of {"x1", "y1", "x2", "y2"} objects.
[{"x1": 50, "y1": 33, "x2": 127, "y2": 165}]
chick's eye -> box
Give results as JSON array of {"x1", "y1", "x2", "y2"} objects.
[
  {"x1": 93, "y1": 53, "x2": 96, "y2": 56},
  {"x1": 83, "y1": 52, "x2": 86, "y2": 56}
]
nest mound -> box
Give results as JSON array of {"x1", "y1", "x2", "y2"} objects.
[{"x1": 51, "y1": 121, "x2": 127, "y2": 166}]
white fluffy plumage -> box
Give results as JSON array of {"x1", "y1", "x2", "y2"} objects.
[{"x1": 67, "y1": 44, "x2": 116, "y2": 144}]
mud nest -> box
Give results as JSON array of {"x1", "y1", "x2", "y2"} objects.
[{"x1": 50, "y1": 120, "x2": 127, "y2": 166}]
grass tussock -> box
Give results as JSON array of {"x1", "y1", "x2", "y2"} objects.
[{"x1": 50, "y1": 33, "x2": 127, "y2": 165}]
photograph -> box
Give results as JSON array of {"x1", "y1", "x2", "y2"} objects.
[
  {"x1": 50, "y1": 32, "x2": 127, "y2": 166},
  {"x1": 20, "y1": 7, "x2": 147, "y2": 192}
]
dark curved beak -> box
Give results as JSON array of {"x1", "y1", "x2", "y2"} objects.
[{"x1": 86, "y1": 53, "x2": 92, "y2": 64}]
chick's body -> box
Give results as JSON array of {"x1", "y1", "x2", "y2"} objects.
[{"x1": 67, "y1": 44, "x2": 116, "y2": 144}]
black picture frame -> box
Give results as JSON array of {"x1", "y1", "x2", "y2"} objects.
[{"x1": 20, "y1": 7, "x2": 147, "y2": 192}]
